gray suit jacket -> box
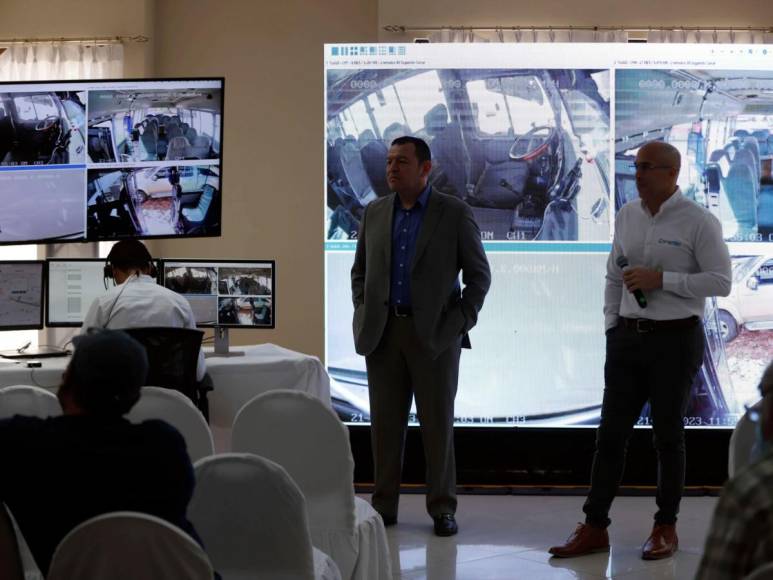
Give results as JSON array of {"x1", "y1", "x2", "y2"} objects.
[{"x1": 351, "y1": 189, "x2": 491, "y2": 359}]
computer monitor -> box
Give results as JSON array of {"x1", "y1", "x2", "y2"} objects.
[
  {"x1": 0, "y1": 260, "x2": 45, "y2": 330},
  {"x1": 161, "y1": 260, "x2": 275, "y2": 329},
  {"x1": 46, "y1": 258, "x2": 160, "y2": 327}
]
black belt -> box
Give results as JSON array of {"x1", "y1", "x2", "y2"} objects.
[
  {"x1": 620, "y1": 316, "x2": 699, "y2": 333},
  {"x1": 390, "y1": 305, "x2": 413, "y2": 317}
]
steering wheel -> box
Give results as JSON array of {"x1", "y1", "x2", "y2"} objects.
[
  {"x1": 34, "y1": 115, "x2": 59, "y2": 131},
  {"x1": 509, "y1": 125, "x2": 556, "y2": 161}
]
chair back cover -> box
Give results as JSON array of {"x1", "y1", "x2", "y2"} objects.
[
  {"x1": 190, "y1": 453, "x2": 316, "y2": 580},
  {"x1": 127, "y1": 386, "x2": 214, "y2": 462},
  {"x1": 232, "y1": 390, "x2": 356, "y2": 531},
  {"x1": 47, "y1": 511, "x2": 213, "y2": 580},
  {"x1": 0, "y1": 385, "x2": 62, "y2": 420}
]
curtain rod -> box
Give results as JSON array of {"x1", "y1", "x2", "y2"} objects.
[
  {"x1": 0, "y1": 35, "x2": 148, "y2": 45},
  {"x1": 383, "y1": 24, "x2": 773, "y2": 33}
]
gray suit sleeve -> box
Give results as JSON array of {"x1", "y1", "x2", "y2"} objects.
[
  {"x1": 351, "y1": 204, "x2": 368, "y2": 308},
  {"x1": 457, "y1": 204, "x2": 491, "y2": 332}
]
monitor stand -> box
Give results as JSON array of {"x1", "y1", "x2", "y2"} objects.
[{"x1": 206, "y1": 327, "x2": 245, "y2": 358}]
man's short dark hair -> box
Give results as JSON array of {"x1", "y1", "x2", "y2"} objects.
[
  {"x1": 391, "y1": 136, "x2": 432, "y2": 164},
  {"x1": 66, "y1": 329, "x2": 149, "y2": 416},
  {"x1": 106, "y1": 239, "x2": 154, "y2": 271}
]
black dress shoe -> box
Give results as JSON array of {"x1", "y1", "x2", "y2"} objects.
[
  {"x1": 433, "y1": 514, "x2": 458, "y2": 536},
  {"x1": 376, "y1": 511, "x2": 397, "y2": 527}
]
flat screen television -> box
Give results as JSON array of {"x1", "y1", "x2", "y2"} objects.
[
  {"x1": 0, "y1": 78, "x2": 223, "y2": 244},
  {"x1": 46, "y1": 258, "x2": 160, "y2": 327},
  {"x1": 161, "y1": 259, "x2": 275, "y2": 329},
  {"x1": 0, "y1": 260, "x2": 45, "y2": 331}
]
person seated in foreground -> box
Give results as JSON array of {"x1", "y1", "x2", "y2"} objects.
[
  {"x1": 694, "y1": 361, "x2": 773, "y2": 579},
  {"x1": 0, "y1": 329, "x2": 201, "y2": 576}
]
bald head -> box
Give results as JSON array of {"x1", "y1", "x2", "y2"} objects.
[
  {"x1": 634, "y1": 141, "x2": 681, "y2": 213},
  {"x1": 638, "y1": 141, "x2": 681, "y2": 171}
]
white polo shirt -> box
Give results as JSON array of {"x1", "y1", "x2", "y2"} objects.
[
  {"x1": 81, "y1": 274, "x2": 206, "y2": 381},
  {"x1": 604, "y1": 189, "x2": 732, "y2": 330}
]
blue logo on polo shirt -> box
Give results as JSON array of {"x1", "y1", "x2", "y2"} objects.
[{"x1": 658, "y1": 238, "x2": 682, "y2": 247}]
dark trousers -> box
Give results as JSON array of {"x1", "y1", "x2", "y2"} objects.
[
  {"x1": 583, "y1": 320, "x2": 704, "y2": 528},
  {"x1": 366, "y1": 314, "x2": 461, "y2": 518}
]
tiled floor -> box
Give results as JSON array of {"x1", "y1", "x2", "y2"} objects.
[{"x1": 372, "y1": 493, "x2": 717, "y2": 579}]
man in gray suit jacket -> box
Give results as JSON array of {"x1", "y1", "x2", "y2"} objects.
[{"x1": 351, "y1": 136, "x2": 491, "y2": 536}]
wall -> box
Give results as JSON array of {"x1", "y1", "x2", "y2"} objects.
[
  {"x1": 152, "y1": 0, "x2": 377, "y2": 358},
  {"x1": 378, "y1": 0, "x2": 773, "y2": 38}
]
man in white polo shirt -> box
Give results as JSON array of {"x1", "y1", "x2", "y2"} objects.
[{"x1": 549, "y1": 141, "x2": 731, "y2": 560}]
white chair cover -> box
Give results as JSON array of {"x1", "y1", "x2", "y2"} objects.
[
  {"x1": 0, "y1": 386, "x2": 59, "y2": 580},
  {"x1": 47, "y1": 511, "x2": 213, "y2": 580},
  {"x1": 0, "y1": 503, "x2": 23, "y2": 580},
  {"x1": 126, "y1": 386, "x2": 214, "y2": 462},
  {"x1": 729, "y1": 404, "x2": 759, "y2": 477},
  {"x1": 232, "y1": 391, "x2": 391, "y2": 580},
  {"x1": 190, "y1": 453, "x2": 341, "y2": 580},
  {"x1": 0, "y1": 385, "x2": 61, "y2": 420}
]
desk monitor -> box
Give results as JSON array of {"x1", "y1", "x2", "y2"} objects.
[
  {"x1": 0, "y1": 260, "x2": 45, "y2": 330},
  {"x1": 46, "y1": 258, "x2": 160, "y2": 327},
  {"x1": 161, "y1": 259, "x2": 275, "y2": 329}
]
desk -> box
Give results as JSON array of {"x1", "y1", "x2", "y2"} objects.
[{"x1": 0, "y1": 343, "x2": 331, "y2": 451}]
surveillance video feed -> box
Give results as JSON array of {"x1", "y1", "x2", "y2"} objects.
[
  {"x1": 616, "y1": 69, "x2": 773, "y2": 243},
  {"x1": 0, "y1": 262, "x2": 43, "y2": 329},
  {"x1": 0, "y1": 78, "x2": 223, "y2": 245},
  {"x1": 87, "y1": 88, "x2": 222, "y2": 164},
  {"x1": 163, "y1": 261, "x2": 274, "y2": 328},
  {"x1": 86, "y1": 164, "x2": 220, "y2": 239},
  {"x1": 324, "y1": 43, "x2": 773, "y2": 428},
  {"x1": 326, "y1": 67, "x2": 611, "y2": 242},
  {"x1": 0, "y1": 91, "x2": 86, "y2": 167}
]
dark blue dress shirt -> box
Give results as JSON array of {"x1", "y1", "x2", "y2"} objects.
[{"x1": 390, "y1": 185, "x2": 431, "y2": 307}]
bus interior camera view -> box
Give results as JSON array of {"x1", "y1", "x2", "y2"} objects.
[
  {"x1": 0, "y1": 79, "x2": 223, "y2": 244},
  {"x1": 162, "y1": 261, "x2": 274, "y2": 328},
  {"x1": 324, "y1": 45, "x2": 773, "y2": 428},
  {"x1": 326, "y1": 68, "x2": 611, "y2": 241}
]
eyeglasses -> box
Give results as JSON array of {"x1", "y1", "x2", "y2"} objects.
[{"x1": 630, "y1": 163, "x2": 674, "y2": 172}]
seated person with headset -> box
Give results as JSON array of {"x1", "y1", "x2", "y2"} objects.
[{"x1": 81, "y1": 239, "x2": 207, "y2": 389}]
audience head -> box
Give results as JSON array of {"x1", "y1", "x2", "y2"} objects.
[{"x1": 58, "y1": 329, "x2": 149, "y2": 417}]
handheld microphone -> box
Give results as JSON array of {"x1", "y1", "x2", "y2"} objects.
[{"x1": 616, "y1": 255, "x2": 647, "y2": 308}]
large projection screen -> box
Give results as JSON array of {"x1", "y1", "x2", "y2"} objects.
[{"x1": 324, "y1": 43, "x2": 773, "y2": 428}]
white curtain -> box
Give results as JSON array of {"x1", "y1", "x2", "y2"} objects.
[
  {"x1": 0, "y1": 41, "x2": 123, "y2": 81},
  {"x1": 427, "y1": 28, "x2": 628, "y2": 43},
  {"x1": 0, "y1": 41, "x2": 124, "y2": 352},
  {"x1": 647, "y1": 28, "x2": 773, "y2": 44}
]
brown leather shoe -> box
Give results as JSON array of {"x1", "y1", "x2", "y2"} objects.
[
  {"x1": 548, "y1": 523, "x2": 610, "y2": 558},
  {"x1": 642, "y1": 524, "x2": 678, "y2": 560}
]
